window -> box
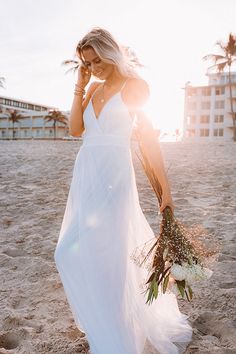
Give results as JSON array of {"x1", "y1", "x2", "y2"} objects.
[
  {"x1": 201, "y1": 101, "x2": 211, "y2": 110},
  {"x1": 202, "y1": 87, "x2": 211, "y2": 96},
  {"x1": 215, "y1": 87, "x2": 225, "y2": 95},
  {"x1": 187, "y1": 129, "x2": 196, "y2": 137},
  {"x1": 24, "y1": 130, "x2": 28, "y2": 136},
  {"x1": 214, "y1": 115, "x2": 224, "y2": 123},
  {"x1": 1, "y1": 130, "x2": 5, "y2": 136},
  {"x1": 188, "y1": 101, "x2": 197, "y2": 110},
  {"x1": 187, "y1": 88, "x2": 197, "y2": 97},
  {"x1": 215, "y1": 100, "x2": 224, "y2": 109},
  {"x1": 200, "y1": 128, "x2": 209, "y2": 137},
  {"x1": 200, "y1": 115, "x2": 210, "y2": 123},
  {"x1": 187, "y1": 115, "x2": 196, "y2": 125},
  {"x1": 12, "y1": 100, "x2": 20, "y2": 107},
  {"x1": 213, "y1": 128, "x2": 224, "y2": 136}
]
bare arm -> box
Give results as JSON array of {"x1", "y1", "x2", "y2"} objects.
[
  {"x1": 69, "y1": 91, "x2": 85, "y2": 137},
  {"x1": 124, "y1": 78, "x2": 175, "y2": 213},
  {"x1": 135, "y1": 110, "x2": 172, "y2": 201},
  {"x1": 69, "y1": 63, "x2": 100, "y2": 137},
  {"x1": 69, "y1": 81, "x2": 100, "y2": 137}
]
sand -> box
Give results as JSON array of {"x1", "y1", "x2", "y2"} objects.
[{"x1": 0, "y1": 139, "x2": 235, "y2": 354}]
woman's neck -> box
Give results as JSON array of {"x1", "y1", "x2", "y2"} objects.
[{"x1": 104, "y1": 69, "x2": 125, "y2": 88}]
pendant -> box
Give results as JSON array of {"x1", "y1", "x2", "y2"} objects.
[{"x1": 100, "y1": 98, "x2": 105, "y2": 103}]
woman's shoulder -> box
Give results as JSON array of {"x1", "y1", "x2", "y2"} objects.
[
  {"x1": 86, "y1": 80, "x2": 102, "y2": 96},
  {"x1": 123, "y1": 77, "x2": 150, "y2": 108},
  {"x1": 84, "y1": 80, "x2": 101, "y2": 100},
  {"x1": 82, "y1": 81, "x2": 101, "y2": 111}
]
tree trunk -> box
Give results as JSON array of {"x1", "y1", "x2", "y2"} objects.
[{"x1": 228, "y1": 67, "x2": 236, "y2": 141}]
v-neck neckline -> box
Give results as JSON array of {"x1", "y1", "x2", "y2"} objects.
[{"x1": 91, "y1": 91, "x2": 120, "y2": 121}]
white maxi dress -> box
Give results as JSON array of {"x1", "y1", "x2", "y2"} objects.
[{"x1": 54, "y1": 81, "x2": 192, "y2": 354}]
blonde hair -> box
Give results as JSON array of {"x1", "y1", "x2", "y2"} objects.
[{"x1": 76, "y1": 27, "x2": 142, "y2": 78}]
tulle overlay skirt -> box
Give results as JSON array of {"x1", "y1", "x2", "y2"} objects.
[{"x1": 54, "y1": 143, "x2": 192, "y2": 354}]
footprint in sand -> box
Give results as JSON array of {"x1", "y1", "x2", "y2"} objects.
[
  {"x1": 194, "y1": 312, "x2": 236, "y2": 348},
  {"x1": 193, "y1": 312, "x2": 217, "y2": 335},
  {"x1": 2, "y1": 248, "x2": 25, "y2": 257},
  {"x1": 0, "y1": 332, "x2": 20, "y2": 350},
  {"x1": 219, "y1": 282, "x2": 236, "y2": 289}
]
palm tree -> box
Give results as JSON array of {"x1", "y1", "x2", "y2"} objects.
[
  {"x1": 0, "y1": 77, "x2": 5, "y2": 88},
  {"x1": 8, "y1": 109, "x2": 24, "y2": 139},
  {"x1": 203, "y1": 33, "x2": 236, "y2": 141},
  {"x1": 44, "y1": 110, "x2": 68, "y2": 139}
]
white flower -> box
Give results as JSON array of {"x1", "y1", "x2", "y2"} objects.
[
  {"x1": 170, "y1": 263, "x2": 186, "y2": 281},
  {"x1": 184, "y1": 264, "x2": 213, "y2": 284},
  {"x1": 170, "y1": 262, "x2": 213, "y2": 285}
]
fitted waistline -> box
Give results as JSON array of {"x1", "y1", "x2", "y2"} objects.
[{"x1": 82, "y1": 134, "x2": 130, "y2": 147}]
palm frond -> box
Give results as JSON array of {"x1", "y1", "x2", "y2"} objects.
[
  {"x1": 61, "y1": 59, "x2": 80, "y2": 74},
  {"x1": 61, "y1": 59, "x2": 78, "y2": 66},
  {"x1": 202, "y1": 54, "x2": 226, "y2": 63},
  {"x1": 215, "y1": 40, "x2": 227, "y2": 54},
  {"x1": 206, "y1": 62, "x2": 228, "y2": 73},
  {"x1": 44, "y1": 110, "x2": 68, "y2": 125},
  {"x1": 226, "y1": 33, "x2": 236, "y2": 55},
  {"x1": 0, "y1": 77, "x2": 6, "y2": 88}
]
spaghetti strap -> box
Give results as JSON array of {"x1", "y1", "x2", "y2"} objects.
[{"x1": 91, "y1": 79, "x2": 128, "y2": 99}]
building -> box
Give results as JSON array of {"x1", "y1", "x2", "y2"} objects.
[
  {"x1": 183, "y1": 72, "x2": 236, "y2": 141},
  {"x1": 0, "y1": 95, "x2": 69, "y2": 139}
]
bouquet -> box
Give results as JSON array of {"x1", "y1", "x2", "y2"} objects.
[{"x1": 132, "y1": 137, "x2": 217, "y2": 305}]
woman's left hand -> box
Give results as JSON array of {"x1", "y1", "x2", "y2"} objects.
[{"x1": 160, "y1": 193, "x2": 175, "y2": 215}]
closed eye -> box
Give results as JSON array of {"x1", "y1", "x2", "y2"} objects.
[{"x1": 84, "y1": 58, "x2": 101, "y2": 66}]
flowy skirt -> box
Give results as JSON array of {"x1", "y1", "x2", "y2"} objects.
[{"x1": 54, "y1": 143, "x2": 192, "y2": 354}]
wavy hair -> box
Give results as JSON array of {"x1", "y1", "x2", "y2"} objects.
[{"x1": 76, "y1": 27, "x2": 143, "y2": 78}]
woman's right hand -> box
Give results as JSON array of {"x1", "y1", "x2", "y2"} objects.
[{"x1": 77, "y1": 63, "x2": 91, "y2": 88}]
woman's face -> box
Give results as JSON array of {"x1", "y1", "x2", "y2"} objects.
[{"x1": 81, "y1": 47, "x2": 114, "y2": 80}]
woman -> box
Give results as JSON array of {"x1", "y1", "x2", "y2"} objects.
[{"x1": 54, "y1": 27, "x2": 192, "y2": 354}]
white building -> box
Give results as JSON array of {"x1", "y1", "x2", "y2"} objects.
[
  {"x1": 183, "y1": 72, "x2": 236, "y2": 141},
  {"x1": 0, "y1": 95, "x2": 69, "y2": 139}
]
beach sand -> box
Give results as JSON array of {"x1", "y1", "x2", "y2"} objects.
[{"x1": 0, "y1": 139, "x2": 235, "y2": 354}]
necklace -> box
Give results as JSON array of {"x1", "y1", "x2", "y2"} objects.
[{"x1": 100, "y1": 79, "x2": 126, "y2": 104}]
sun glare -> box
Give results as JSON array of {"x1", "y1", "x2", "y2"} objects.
[{"x1": 142, "y1": 81, "x2": 183, "y2": 142}]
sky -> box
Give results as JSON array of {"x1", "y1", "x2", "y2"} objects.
[{"x1": 0, "y1": 0, "x2": 236, "y2": 132}]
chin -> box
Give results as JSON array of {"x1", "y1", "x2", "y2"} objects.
[{"x1": 94, "y1": 71, "x2": 105, "y2": 80}]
